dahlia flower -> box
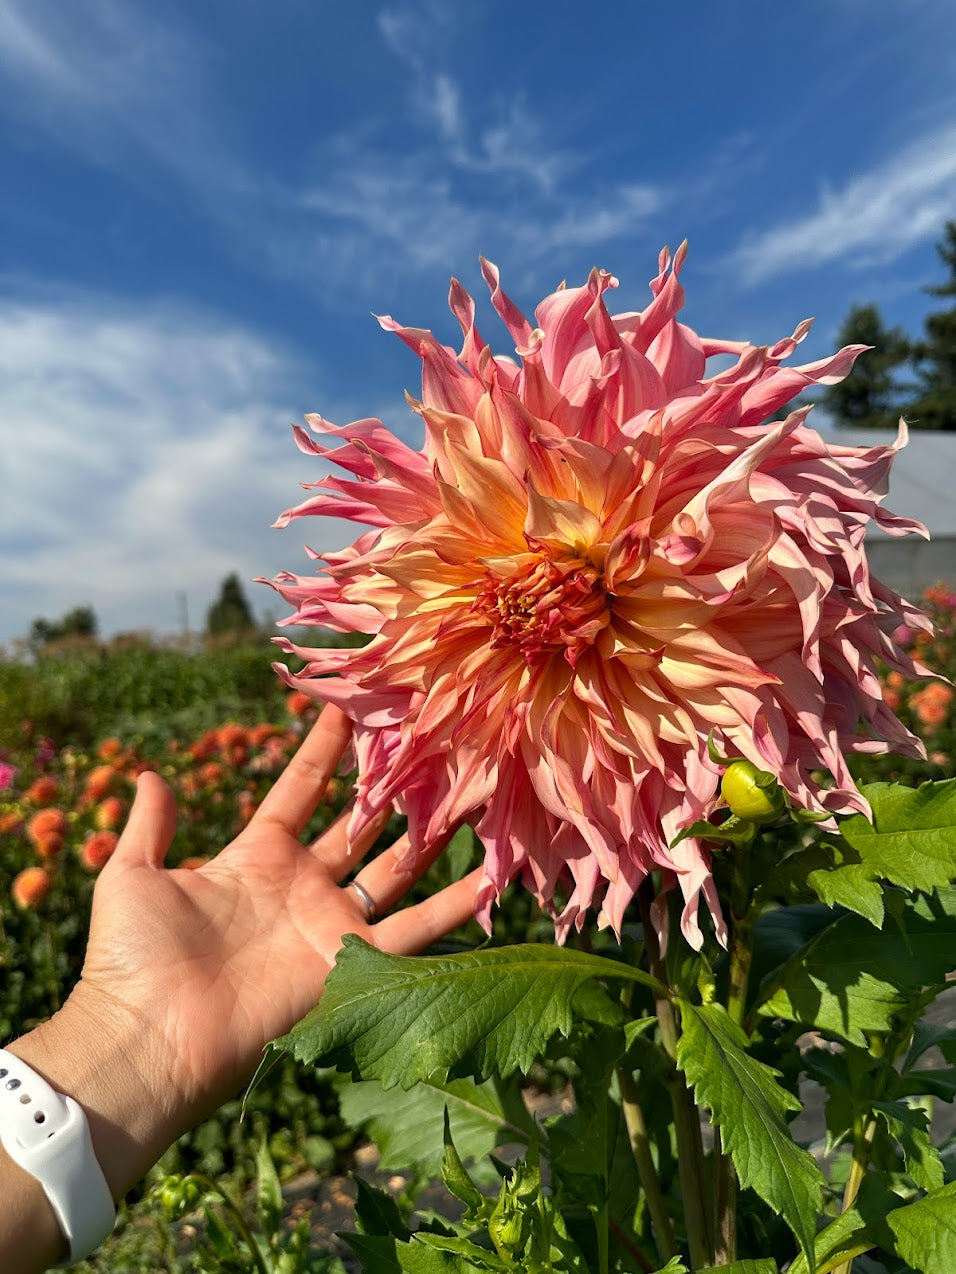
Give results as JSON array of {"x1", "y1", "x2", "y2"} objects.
[{"x1": 267, "y1": 246, "x2": 929, "y2": 948}]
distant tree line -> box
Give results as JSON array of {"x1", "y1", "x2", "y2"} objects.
[
  {"x1": 28, "y1": 573, "x2": 260, "y2": 650},
  {"x1": 821, "y1": 219, "x2": 956, "y2": 431}
]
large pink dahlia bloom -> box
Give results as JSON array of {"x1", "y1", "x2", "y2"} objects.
[{"x1": 267, "y1": 246, "x2": 930, "y2": 948}]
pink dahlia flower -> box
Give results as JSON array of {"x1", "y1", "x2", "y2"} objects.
[{"x1": 266, "y1": 246, "x2": 930, "y2": 949}]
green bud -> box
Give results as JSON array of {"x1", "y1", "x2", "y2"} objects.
[
  {"x1": 156, "y1": 1175, "x2": 203, "y2": 1218},
  {"x1": 720, "y1": 760, "x2": 786, "y2": 825}
]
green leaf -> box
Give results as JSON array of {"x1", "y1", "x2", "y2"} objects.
[
  {"x1": 352, "y1": 1176, "x2": 410, "y2": 1240},
  {"x1": 651, "y1": 1259, "x2": 689, "y2": 1274},
  {"x1": 699, "y1": 1262, "x2": 778, "y2": 1273},
  {"x1": 904, "y1": 1019, "x2": 956, "y2": 1070},
  {"x1": 622, "y1": 1015, "x2": 657, "y2": 1050},
  {"x1": 754, "y1": 891, "x2": 956, "y2": 1045},
  {"x1": 895, "y1": 1066, "x2": 956, "y2": 1102},
  {"x1": 671, "y1": 814, "x2": 755, "y2": 848},
  {"x1": 343, "y1": 1233, "x2": 471, "y2": 1272},
  {"x1": 782, "y1": 1171, "x2": 898, "y2": 1274},
  {"x1": 840, "y1": 781, "x2": 956, "y2": 894},
  {"x1": 873, "y1": 1100, "x2": 945, "y2": 1192},
  {"x1": 886, "y1": 1180, "x2": 956, "y2": 1273},
  {"x1": 806, "y1": 862, "x2": 885, "y2": 927},
  {"x1": 441, "y1": 1110, "x2": 487, "y2": 1217},
  {"x1": 443, "y1": 824, "x2": 479, "y2": 883},
  {"x1": 254, "y1": 1138, "x2": 283, "y2": 1240},
  {"x1": 675, "y1": 1001, "x2": 824, "y2": 1265},
  {"x1": 337, "y1": 1074, "x2": 529, "y2": 1175},
  {"x1": 414, "y1": 1232, "x2": 510, "y2": 1271},
  {"x1": 277, "y1": 937, "x2": 662, "y2": 1087}
]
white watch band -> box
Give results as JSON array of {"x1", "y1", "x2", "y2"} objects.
[{"x1": 0, "y1": 1048, "x2": 116, "y2": 1265}]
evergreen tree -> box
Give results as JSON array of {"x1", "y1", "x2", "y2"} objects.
[
  {"x1": 29, "y1": 605, "x2": 98, "y2": 647},
  {"x1": 820, "y1": 303, "x2": 910, "y2": 429},
  {"x1": 910, "y1": 220, "x2": 956, "y2": 430},
  {"x1": 206, "y1": 573, "x2": 256, "y2": 637}
]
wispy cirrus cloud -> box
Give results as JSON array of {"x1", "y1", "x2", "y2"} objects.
[
  {"x1": 0, "y1": 0, "x2": 247, "y2": 200},
  {"x1": 0, "y1": 1, "x2": 666, "y2": 302},
  {"x1": 728, "y1": 120, "x2": 956, "y2": 285}
]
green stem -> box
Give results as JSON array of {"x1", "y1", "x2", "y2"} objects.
[
  {"x1": 712, "y1": 912, "x2": 754, "y2": 1266},
  {"x1": 712, "y1": 846, "x2": 755, "y2": 1268},
  {"x1": 617, "y1": 1064, "x2": 678, "y2": 1263},
  {"x1": 597, "y1": 1199, "x2": 610, "y2": 1274},
  {"x1": 639, "y1": 886, "x2": 713, "y2": 1270},
  {"x1": 832, "y1": 1028, "x2": 906, "y2": 1274},
  {"x1": 830, "y1": 1114, "x2": 878, "y2": 1274},
  {"x1": 187, "y1": 1172, "x2": 271, "y2": 1274}
]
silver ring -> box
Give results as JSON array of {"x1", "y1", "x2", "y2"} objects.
[{"x1": 347, "y1": 879, "x2": 377, "y2": 923}]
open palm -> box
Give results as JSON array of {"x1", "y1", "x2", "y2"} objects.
[{"x1": 76, "y1": 705, "x2": 479, "y2": 1123}]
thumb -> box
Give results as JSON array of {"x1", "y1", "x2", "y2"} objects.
[{"x1": 106, "y1": 771, "x2": 179, "y2": 871}]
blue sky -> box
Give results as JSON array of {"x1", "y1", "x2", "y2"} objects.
[{"x1": 1, "y1": 0, "x2": 955, "y2": 643}]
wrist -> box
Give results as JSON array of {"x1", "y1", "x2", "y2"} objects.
[{"x1": 8, "y1": 983, "x2": 188, "y2": 1202}]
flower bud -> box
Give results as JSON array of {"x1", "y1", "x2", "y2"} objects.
[{"x1": 720, "y1": 760, "x2": 786, "y2": 825}]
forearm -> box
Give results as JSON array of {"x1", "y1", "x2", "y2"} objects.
[{"x1": 0, "y1": 986, "x2": 196, "y2": 1273}]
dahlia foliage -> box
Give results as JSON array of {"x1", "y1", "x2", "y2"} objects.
[{"x1": 268, "y1": 246, "x2": 929, "y2": 948}]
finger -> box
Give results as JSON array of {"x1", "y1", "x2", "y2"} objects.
[
  {"x1": 253, "y1": 703, "x2": 352, "y2": 839},
  {"x1": 104, "y1": 771, "x2": 179, "y2": 872},
  {"x1": 310, "y1": 803, "x2": 394, "y2": 879},
  {"x1": 374, "y1": 868, "x2": 483, "y2": 954},
  {"x1": 348, "y1": 832, "x2": 445, "y2": 918}
]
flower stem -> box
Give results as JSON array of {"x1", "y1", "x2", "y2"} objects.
[
  {"x1": 639, "y1": 885, "x2": 713, "y2": 1270},
  {"x1": 713, "y1": 853, "x2": 755, "y2": 1266},
  {"x1": 830, "y1": 1114, "x2": 878, "y2": 1274},
  {"x1": 617, "y1": 1063, "x2": 677, "y2": 1263},
  {"x1": 832, "y1": 1027, "x2": 905, "y2": 1274}
]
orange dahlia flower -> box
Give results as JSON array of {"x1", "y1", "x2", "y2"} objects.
[
  {"x1": 25, "y1": 776, "x2": 58, "y2": 806},
  {"x1": 12, "y1": 866, "x2": 52, "y2": 910},
  {"x1": 79, "y1": 830, "x2": 118, "y2": 871},
  {"x1": 26, "y1": 807, "x2": 68, "y2": 846},
  {"x1": 267, "y1": 247, "x2": 930, "y2": 947},
  {"x1": 84, "y1": 764, "x2": 117, "y2": 802}
]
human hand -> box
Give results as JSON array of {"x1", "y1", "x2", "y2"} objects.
[{"x1": 72, "y1": 703, "x2": 481, "y2": 1129}]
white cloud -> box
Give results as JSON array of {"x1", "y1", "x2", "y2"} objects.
[
  {"x1": 729, "y1": 121, "x2": 956, "y2": 285},
  {"x1": 0, "y1": 294, "x2": 350, "y2": 644}
]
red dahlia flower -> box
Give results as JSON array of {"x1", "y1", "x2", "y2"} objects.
[{"x1": 266, "y1": 247, "x2": 929, "y2": 948}]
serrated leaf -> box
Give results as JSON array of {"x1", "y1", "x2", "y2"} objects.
[
  {"x1": 886, "y1": 1180, "x2": 956, "y2": 1273},
  {"x1": 754, "y1": 890, "x2": 956, "y2": 1045},
  {"x1": 806, "y1": 863, "x2": 885, "y2": 927},
  {"x1": 873, "y1": 1100, "x2": 945, "y2": 1193},
  {"x1": 841, "y1": 781, "x2": 956, "y2": 894},
  {"x1": 651, "y1": 1259, "x2": 689, "y2": 1273},
  {"x1": 352, "y1": 1176, "x2": 410, "y2": 1240},
  {"x1": 343, "y1": 1232, "x2": 470, "y2": 1272},
  {"x1": 277, "y1": 937, "x2": 662, "y2": 1087},
  {"x1": 675, "y1": 1001, "x2": 824, "y2": 1265},
  {"x1": 338, "y1": 1075, "x2": 529, "y2": 1175}
]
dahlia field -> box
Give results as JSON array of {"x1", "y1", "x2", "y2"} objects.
[{"x1": 5, "y1": 251, "x2": 956, "y2": 1273}]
